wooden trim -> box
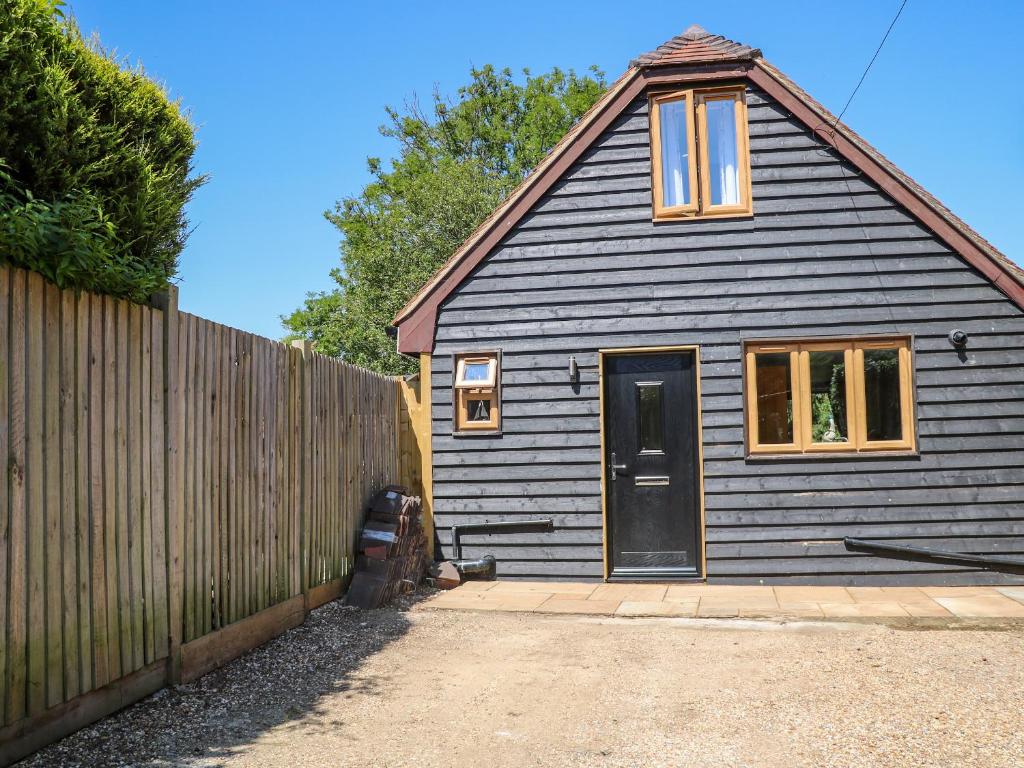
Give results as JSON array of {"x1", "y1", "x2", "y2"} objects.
[
  {"x1": 451, "y1": 351, "x2": 501, "y2": 434},
  {"x1": 598, "y1": 351, "x2": 608, "y2": 579},
  {"x1": 695, "y1": 87, "x2": 753, "y2": 218},
  {"x1": 0, "y1": 660, "x2": 166, "y2": 768},
  {"x1": 693, "y1": 348, "x2": 707, "y2": 580},
  {"x1": 418, "y1": 355, "x2": 435, "y2": 557},
  {"x1": 454, "y1": 356, "x2": 497, "y2": 388},
  {"x1": 650, "y1": 85, "x2": 753, "y2": 221},
  {"x1": 744, "y1": 336, "x2": 915, "y2": 456},
  {"x1": 179, "y1": 594, "x2": 305, "y2": 683},
  {"x1": 852, "y1": 339, "x2": 916, "y2": 452},
  {"x1": 797, "y1": 344, "x2": 856, "y2": 452},
  {"x1": 305, "y1": 578, "x2": 343, "y2": 610},
  {"x1": 745, "y1": 343, "x2": 802, "y2": 454},
  {"x1": 649, "y1": 90, "x2": 699, "y2": 218},
  {"x1": 455, "y1": 389, "x2": 499, "y2": 431},
  {"x1": 394, "y1": 62, "x2": 1023, "y2": 354},
  {"x1": 598, "y1": 345, "x2": 706, "y2": 581}
]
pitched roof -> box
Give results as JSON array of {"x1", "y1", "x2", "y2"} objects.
[
  {"x1": 394, "y1": 27, "x2": 1024, "y2": 352},
  {"x1": 630, "y1": 24, "x2": 760, "y2": 66}
]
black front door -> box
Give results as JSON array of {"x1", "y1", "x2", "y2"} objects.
[{"x1": 604, "y1": 351, "x2": 702, "y2": 579}]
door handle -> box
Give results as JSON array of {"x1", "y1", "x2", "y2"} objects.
[{"x1": 609, "y1": 452, "x2": 629, "y2": 481}]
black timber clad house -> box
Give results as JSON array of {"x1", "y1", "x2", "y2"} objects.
[{"x1": 393, "y1": 27, "x2": 1024, "y2": 584}]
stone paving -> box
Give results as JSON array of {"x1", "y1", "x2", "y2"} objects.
[{"x1": 423, "y1": 581, "x2": 1024, "y2": 620}]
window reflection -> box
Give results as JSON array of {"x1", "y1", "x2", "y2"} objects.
[
  {"x1": 659, "y1": 99, "x2": 691, "y2": 207},
  {"x1": 864, "y1": 349, "x2": 902, "y2": 441},
  {"x1": 755, "y1": 353, "x2": 793, "y2": 444},
  {"x1": 808, "y1": 351, "x2": 848, "y2": 443},
  {"x1": 706, "y1": 98, "x2": 740, "y2": 206}
]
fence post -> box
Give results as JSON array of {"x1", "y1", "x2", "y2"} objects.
[
  {"x1": 290, "y1": 340, "x2": 311, "y2": 607},
  {"x1": 396, "y1": 356, "x2": 434, "y2": 558},
  {"x1": 416, "y1": 354, "x2": 434, "y2": 558},
  {"x1": 151, "y1": 286, "x2": 182, "y2": 685}
]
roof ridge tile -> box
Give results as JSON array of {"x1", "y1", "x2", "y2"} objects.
[{"x1": 631, "y1": 26, "x2": 761, "y2": 67}]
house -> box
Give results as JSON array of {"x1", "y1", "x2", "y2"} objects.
[{"x1": 392, "y1": 27, "x2": 1024, "y2": 584}]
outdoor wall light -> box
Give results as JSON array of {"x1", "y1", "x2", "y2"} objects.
[
  {"x1": 569, "y1": 355, "x2": 579, "y2": 383},
  {"x1": 948, "y1": 329, "x2": 968, "y2": 348}
]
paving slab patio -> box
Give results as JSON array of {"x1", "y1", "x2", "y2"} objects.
[{"x1": 422, "y1": 582, "x2": 1024, "y2": 621}]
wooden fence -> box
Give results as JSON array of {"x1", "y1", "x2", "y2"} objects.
[{"x1": 0, "y1": 265, "x2": 418, "y2": 764}]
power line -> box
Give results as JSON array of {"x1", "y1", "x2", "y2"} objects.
[{"x1": 831, "y1": 0, "x2": 909, "y2": 133}]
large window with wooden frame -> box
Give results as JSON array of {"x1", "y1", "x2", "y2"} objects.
[
  {"x1": 453, "y1": 352, "x2": 500, "y2": 433},
  {"x1": 650, "y1": 86, "x2": 752, "y2": 220},
  {"x1": 744, "y1": 338, "x2": 915, "y2": 454}
]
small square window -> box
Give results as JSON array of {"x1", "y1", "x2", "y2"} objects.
[{"x1": 453, "y1": 352, "x2": 500, "y2": 433}]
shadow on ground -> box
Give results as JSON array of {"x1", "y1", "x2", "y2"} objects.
[{"x1": 19, "y1": 590, "x2": 435, "y2": 768}]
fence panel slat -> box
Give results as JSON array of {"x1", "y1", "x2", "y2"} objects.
[
  {"x1": 74, "y1": 293, "x2": 92, "y2": 695},
  {"x1": 150, "y1": 309, "x2": 168, "y2": 659},
  {"x1": 59, "y1": 287, "x2": 79, "y2": 702},
  {"x1": 25, "y1": 272, "x2": 46, "y2": 717},
  {"x1": 43, "y1": 281, "x2": 62, "y2": 709},
  {"x1": 7, "y1": 268, "x2": 27, "y2": 724},
  {"x1": 127, "y1": 303, "x2": 144, "y2": 672},
  {"x1": 0, "y1": 267, "x2": 9, "y2": 724},
  {"x1": 140, "y1": 308, "x2": 155, "y2": 664}
]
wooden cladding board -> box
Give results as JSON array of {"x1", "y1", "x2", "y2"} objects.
[
  {"x1": 429, "y1": 86, "x2": 1024, "y2": 584},
  {"x1": 0, "y1": 270, "x2": 169, "y2": 728}
]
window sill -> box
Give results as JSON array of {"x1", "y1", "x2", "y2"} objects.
[
  {"x1": 652, "y1": 210, "x2": 753, "y2": 223},
  {"x1": 744, "y1": 449, "x2": 919, "y2": 462},
  {"x1": 452, "y1": 429, "x2": 503, "y2": 438}
]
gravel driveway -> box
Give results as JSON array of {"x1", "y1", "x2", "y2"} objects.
[{"x1": 23, "y1": 593, "x2": 1024, "y2": 768}]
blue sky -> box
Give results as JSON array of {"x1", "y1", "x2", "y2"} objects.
[{"x1": 68, "y1": 1, "x2": 1023, "y2": 339}]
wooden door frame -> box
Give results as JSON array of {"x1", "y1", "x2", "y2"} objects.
[{"x1": 598, "y1": 345, "x2": 707, "y2": 581}]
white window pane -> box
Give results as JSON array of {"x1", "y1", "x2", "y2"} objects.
[
  {"x1": 463, "y1": 363, "x2": 491, "y2": 382},
  {"x1": 658, "y1": 99, "x2": 690, "y2": 207},
  {"x1": 706, "y1": 99, "x2": 740, "y2": 206}
]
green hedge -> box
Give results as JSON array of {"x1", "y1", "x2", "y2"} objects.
[{"x1": 0, "y1": 0, "x2": 204, "y2": 301}]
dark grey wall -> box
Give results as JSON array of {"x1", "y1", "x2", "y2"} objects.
[{"x1": 428, "y1": 85, "x2": 1024, "y2": 584}]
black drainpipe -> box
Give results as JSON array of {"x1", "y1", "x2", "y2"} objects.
[
  {"x1": 844, "y1": 537, "x2": 1024, "y2": 576},
  {"x1": 449, "y1": 519, "x2": 555, "y2": 580}
]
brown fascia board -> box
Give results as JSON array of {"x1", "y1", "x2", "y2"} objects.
[{"x1": 395, "y1": 59, "x2": 1024, "y2": 355}]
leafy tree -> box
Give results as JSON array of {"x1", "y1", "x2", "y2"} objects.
[
  {"x1": 284, "y1": 64, "x2": 607, "y2": 374},
  {"x1": 0, "y1": 0, "x2": 204, "y2": 301}
]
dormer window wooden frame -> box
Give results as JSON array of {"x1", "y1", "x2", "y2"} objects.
[
  {"x1": 453, "y1": 352, "x2": 501, "y2": 434},
  {"x1": 650, "y1": 86, "x2": 752, "y2": 221}
]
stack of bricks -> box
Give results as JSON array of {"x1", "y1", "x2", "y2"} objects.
[{"x1": 345, "y1": 485, "x2": 428, "y2": 609}]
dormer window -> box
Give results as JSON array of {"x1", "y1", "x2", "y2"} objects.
[{"x1": 650, "y1": 86, "x2": 752, "y2": 219}]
